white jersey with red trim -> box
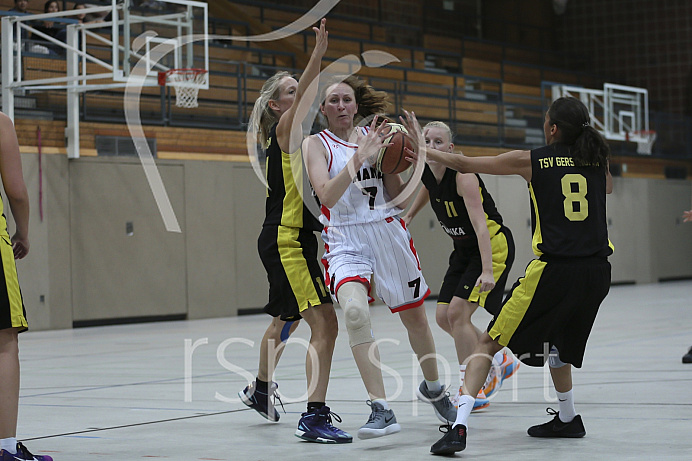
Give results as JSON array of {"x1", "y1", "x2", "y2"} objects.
[{"x1": 316, "y1": 128, "x2": 401, "y2": 227}]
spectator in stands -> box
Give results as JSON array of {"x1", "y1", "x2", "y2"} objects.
[
  {"x1": 29, "y1": 0, "x2": 66, "y2": 56},
  {"x1": 72, "y1": 3, "x2": 86, "y2": 22},
  {"x1": 8, "y1": 0, "x2": 29, "y2": 14},
  {"x1": 0, "y1": 113, "x2": 53, "y2": 461},
  {"x1": 76, "y1": 2, "x2": 108, "y2": 24},
  {"x1": 7, "y1": 0, "x2": 31, "y2": 44}
]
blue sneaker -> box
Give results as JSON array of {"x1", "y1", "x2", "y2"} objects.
[
  {"x1": 238, "y1": 380, "x2": 282, "y2": 422},
  {"x1": 295, "y1": 406, "x2": 353, "y2": 444},
  {"x1": 484, "y1": 352, "x2": 520, "y2": 399},
  {"x1": 0, "y1": 442, "x2": 53, "y2": 460}
]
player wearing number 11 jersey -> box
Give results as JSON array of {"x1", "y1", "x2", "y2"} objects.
[{"x1": 401, "y1": 97, "x2": 613, "y2": 455}]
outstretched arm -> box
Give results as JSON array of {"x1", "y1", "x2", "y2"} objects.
[
  {"x1": 401, "y1": 110, "x2": 532, "y2": 182},
  {"x1": 427, "y1": 147, "x2": 532, "y2": 181},
  {"x1": 276, "y1": 18, "x2": 328, "y2": 153}
]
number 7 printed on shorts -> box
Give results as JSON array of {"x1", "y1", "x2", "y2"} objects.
[{"x1": 408, "y1": 277, "x2": 421, "y2": 297}]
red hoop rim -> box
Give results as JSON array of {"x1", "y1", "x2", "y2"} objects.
[
  {"x1": 158, "y1": 68, "x2": 208, "y2": 86},
  {"x1": 630, "y1": 130, "x2": 656, "y2": 135},
  {"x1": 625, "y1": 130, "x2": 656, "y2": 142}
]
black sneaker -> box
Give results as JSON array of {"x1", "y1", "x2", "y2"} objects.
[
  {"x1": 295, "y1": 406, "x2": 353, "y2": 444},
  {"x1": 527, "y1": 408, "x2": 586, "y2": 438},
  {"x1": 238, "y1": 380, "x2": 283, "y2": 422},
  {"x1": 0, "y1": 442, "x2": 53, "y2": 460},
  {"x1": 430, "y1": 424, "x2": 467, "y2": 455},
  {"x1": 683, "y1": 347, "x2": 692, "y2": 364}
]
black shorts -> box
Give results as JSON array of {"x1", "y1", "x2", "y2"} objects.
[
  {"x1": 488, "y1": 256, "x2": 611, "y2": 368},
  {"x1": 438, "y1": 226, "x2": 514, "y2": 316},
  {"x1": 0, "y1": 234, "x2": 27, "y2": 332},
  {"x1": 258, "y1": 225, "x2": 331, "y2": 321}
]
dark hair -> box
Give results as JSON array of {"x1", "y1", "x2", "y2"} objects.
[
  {"x1": 548, "y1": 97, "x2": 610, "y2": 168},
  {"x1": 44, "y1": 0, "x2": 59, "y2": 12}
]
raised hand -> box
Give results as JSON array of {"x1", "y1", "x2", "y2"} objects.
[
  {"x1": 400, "y1": 110, "x2": 424, "y2": 165},
  {"x1": 312, "y1": 18, "x2": 328, "y2": 58},
  {"x1": 354, "y1": 115, "x2": 393, "y2": 166}
]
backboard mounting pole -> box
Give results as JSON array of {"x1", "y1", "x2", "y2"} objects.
[
  {"x1": 1, "y1": 17, "x2": 15, "y2": 121},
  {"x1": 66, "y1": 25, "x2": 80, "y2": 159},
  {"x1": 123, "y1": 0, "x2": 131, "y2": 78}
]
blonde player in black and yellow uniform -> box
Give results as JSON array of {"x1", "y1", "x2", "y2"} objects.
[
  {"x1": 402, "y1": 121, "x2": 517, "y2": 412},
  {"x1": 0, "y1": 112, "x2": 55, "y2": 460},
  {"x1": 402, "y1": 97, "x2": 613, "y2": 455},
  {"x1": 237, "y1": 19, "x2": 352, "y2": 444}
]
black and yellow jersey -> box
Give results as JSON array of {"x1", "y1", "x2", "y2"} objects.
[
  {"x1": 262, "y1": 124, "x2": 322, "y2": 232},
  {"x1": 422, "y1": 164, "x2": 503, "y2": 248},
  {"x1": 529, "y1": 143, "x2": 613, "y2": 258}
]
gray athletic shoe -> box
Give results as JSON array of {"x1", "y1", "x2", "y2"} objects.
[
  {"x1": 415, "y1": 380, "x2": 457, "y2": 423},
  {"x1": 357, "y1": 400, "x2": 402, "y2": 439}
]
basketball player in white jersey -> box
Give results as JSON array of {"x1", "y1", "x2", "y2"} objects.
[{"x1": 303, "y1": 76, "x2": 456, "y2": 439}]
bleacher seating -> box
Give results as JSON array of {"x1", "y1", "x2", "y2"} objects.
[{"x1": 3, "y1": 0, "x2": 688, "y2": 175}]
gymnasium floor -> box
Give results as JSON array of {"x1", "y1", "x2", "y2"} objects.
[{"x1": 15, "y1": 280, "x2": 692, "y2": 460}]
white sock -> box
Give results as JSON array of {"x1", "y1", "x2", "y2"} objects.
[
  {"x1": 556, "y1": 389, "x2": 576, "y2": 423},
  {"x1": 453, "y1": 394, "x2": 475, "y2": 428},
  {"x1": 0, "y1": 437, "x2": 17, "y2": 454},
  {"x1": 425, "y1": 379, "x2": 442, "y2": 393},
  {"x1": 372, "y1": 398, "x2": 389, "y2": 410},
  {"x1": 493, "y1": 350, "x2": 505, "y2": 366}
]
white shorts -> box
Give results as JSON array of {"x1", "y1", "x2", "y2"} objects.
[{"x1": 322, "y1": 217, "x2": 430, "y2": 312}]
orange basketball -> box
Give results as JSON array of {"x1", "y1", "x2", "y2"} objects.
[{"x1": 375, "y1": 122, "x2": 413, "y2": 175}]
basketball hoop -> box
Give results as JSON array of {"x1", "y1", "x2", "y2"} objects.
[
  {"x1": 626, "y1": 130, "x2": 657, "y2": 155},
  {"x1": 158, "y1": 68, "x2": 208, "y2": 109}
]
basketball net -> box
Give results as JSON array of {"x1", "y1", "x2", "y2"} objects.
[
  {"x1": 158, "y1": 69, "x2": 208, "y2": 109},
  {"x1": 626, "y1": 130, "x2": 657, "y2": 155}
]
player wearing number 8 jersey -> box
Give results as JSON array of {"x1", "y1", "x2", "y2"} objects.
[
  {"x1": 402, "y1": 97, "x2": 613, "y2": 454},
  {"x1": 304, "y1": 76, "x2": 456, "y2": 439}
]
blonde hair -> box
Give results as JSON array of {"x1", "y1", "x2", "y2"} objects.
[
  {"x1": 320, "y1": 75, "x2": 390, "y2": 127},
  {"x1": 249, "y1": 71, "x2": 292, "y2": 145},
  {"x1": 423, "y1": 121, "x2": 453, "y2": 144}
]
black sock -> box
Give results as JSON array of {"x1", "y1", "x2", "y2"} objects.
[
  {"x1": 255, "y1": 378, "x2": 269, "y2": 394},
  {"x1": 307, "y1": 401, "x2": 325, "y2": 413}
]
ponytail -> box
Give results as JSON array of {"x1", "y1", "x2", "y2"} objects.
[
  {"x1": 548, "y1": 97, "x2": 610, "y2": 168},
  {"x1": 250, "y1": 71, "x2": 291, "y2": 146}
]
